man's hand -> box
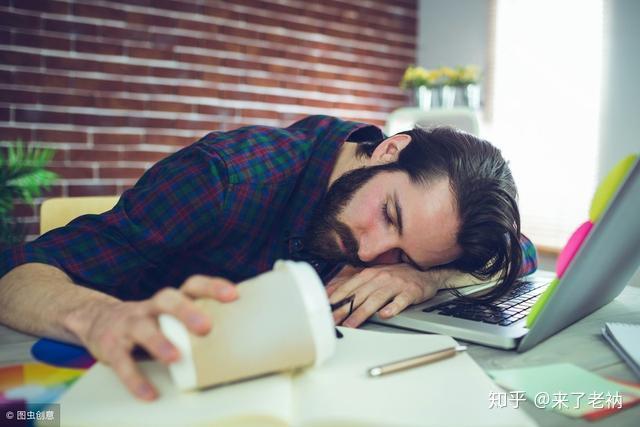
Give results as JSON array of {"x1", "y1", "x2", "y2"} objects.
[
  {"x1": 70, "y1": 275, "x2": 238, "y2": 401},
  {"x1": 326, "y1": 264, "x2": 441, "y2": 328}
]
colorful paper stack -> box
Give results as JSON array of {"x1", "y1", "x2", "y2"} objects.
[{"x1": 0, "y1": 362, "x2": 86, "y2": 426}]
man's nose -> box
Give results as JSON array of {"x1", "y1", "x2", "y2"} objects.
[{"x1": 358, "y1": 236, "x2": 399, "y2": 265}]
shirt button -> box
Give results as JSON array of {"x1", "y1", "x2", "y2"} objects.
[{"x1": 291, "y1": 239, "x2": 304, "y2": 252}]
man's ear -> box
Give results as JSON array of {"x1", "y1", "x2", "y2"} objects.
[{"x1": 370, "y1": 134, "x2": 411, "y2": 165}]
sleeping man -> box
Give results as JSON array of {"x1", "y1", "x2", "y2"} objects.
[{"x1": 0, "y1": 115, "x2": 536, "y2": 400}]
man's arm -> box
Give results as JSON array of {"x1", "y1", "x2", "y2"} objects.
[
  {"x1": 326, "y1": 264, "x2": 489, "y2": 327},
  {"x1": 327, "y1": 235, "x2": 538, "y2": 327},
  {"x1": 0, "y1": 262, "x2": 238, "y2": 400},
  {"x1": 0, "y1": 263, "x2": 118, "y2": 344},
  {"x1": 0, "y1": 141, "x2": 239, "y2": 400}
]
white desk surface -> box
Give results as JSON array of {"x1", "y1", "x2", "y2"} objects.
[{"x1": 1, "y1": 285, "x2": 639, "y2": 427}]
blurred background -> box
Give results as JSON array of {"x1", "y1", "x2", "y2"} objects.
[{"x1": 1, "y1": 0, "x2": 639, "y2": 270}]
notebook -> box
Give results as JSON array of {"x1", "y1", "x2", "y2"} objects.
[
  {"x1": 50, "y1": 328, "x2": 535, "y2": 427},
  {"x1": 603, "y1": 322, "x2": 640, "y2": 379}
]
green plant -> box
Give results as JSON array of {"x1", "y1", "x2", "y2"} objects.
[
  {"x1": 400, "y1": 65, "x2": 481, "y2": 89},
  {"x1": 0, "y1": 142, "x2": 58, "y2": 249}
]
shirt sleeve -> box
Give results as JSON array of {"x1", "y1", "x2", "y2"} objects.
[
  {"x1": 0, "y1": 143, "x2": 230, "y2": 297},
  {"x1": 518, "y1": 234, "x2": 538, "y2": 276}
]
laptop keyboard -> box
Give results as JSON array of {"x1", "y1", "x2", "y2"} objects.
[{"x1": 422, "y1": 280, "x2": 549, "y2": 326}]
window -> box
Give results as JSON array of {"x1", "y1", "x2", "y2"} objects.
[{"x1": 483, "y1": 0, "x2": 604, "y2": 250}]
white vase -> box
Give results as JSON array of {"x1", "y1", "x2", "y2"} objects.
[
  {"x1": 441, "y1": 85, "x2": 456, "y2": 109},
  {"x1": 465, "y1": 84, "x2": 481, "y2": 109},
  {"x1": 413, "y1": 86, "x2": 432, "y2": 110}
]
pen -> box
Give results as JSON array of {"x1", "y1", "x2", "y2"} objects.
[{"x1": 368, "y1": 345, "x2": 468, "y2": 377}]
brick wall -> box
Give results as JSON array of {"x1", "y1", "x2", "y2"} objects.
[{"x1": 0, "y1": 0, "x2": 417, "y2": 240}]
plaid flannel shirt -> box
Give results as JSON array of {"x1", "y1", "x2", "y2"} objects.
[{"x1": 0, "y1": 115, "x2": 537, "y2": 300}]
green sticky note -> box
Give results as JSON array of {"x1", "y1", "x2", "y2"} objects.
[
  {"x1": 526, "y1": 278, "x2": 559, "y2": 328},
  {"x1": 589, "y1": 154, "x2": 638, "y2": 222},
  {"x1": 488, "y1": 363, "x2": 640, "y2": 417}
]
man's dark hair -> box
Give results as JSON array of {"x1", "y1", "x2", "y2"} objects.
[{"x1": 355, "y1": 126, "x2": 523, "y2": 302}]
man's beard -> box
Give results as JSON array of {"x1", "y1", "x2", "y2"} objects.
[{"x1": 304, "y1": 164, "x2": 393, "y2": 266}]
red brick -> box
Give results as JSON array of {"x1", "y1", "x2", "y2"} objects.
[
  {"x1": 11, "y1": 203, "x2": 37, "y2": 217},
  {"x1": 34, "y1": 129, "x2": 86, "y2": 143},
  {"x1": 97, "y1": 25, "x2": 150, "y2": 43},
  {"x1": 0, "y1": 69, "x2": 12, "y2": 85},
  {"x1": 144, "y1": 100, "x2": 192, "y2": 114},
  {"x1": 196, "y1": 105, "x2": 236, "y2": 116},
  {"x1": 177, "y1": 85, "x2": 220, "y2": 98},
  {"x1": 151, "y1": 66, "x2": 201, "y2": 80},
  {"x1": 12, "y1": 71, "x2": 70, "y2": 89},
  {"x1": 75, "y1": 40, "x2": 124, "y2": 56},
  {"x1": 98, "y1": 167, "x2": 146, "y2": 180},
  {"x1": 0, "y1": 11, "x2": 41, "y2": 30},
  {"x1": 126, "y1": 46, "x2": 174, "y2": 61},
  {"x1": 0, "y1": 126, "x2": 32, "y2": 141},
  {"x1": 73, "y1": 76, "x2": 126, "y2": 93},
  {"x1": 94, "y1": 97, "x2": 145, "y2": 111},
  {"x1": 240, "y1": 109, "x2": 281, "y2": 120},
  {"x1": 13, "y1": 0, "x2": 70, "y2": 14},
  {"x1": 41, "y1": 184, "x2": 65, "y2": 198},
  {"x1": 0, "y1": 49, "x2": 42, "y2": 67},
  {"x1": 126, "y1": 116, "x2": 175, "y2": 129},
  {"x1": 126, "y1": 10, "x2": 175, "y2": 29},
  {"x1": 44, "y1": 17, "x2": 100, "y2": 37},
  {"x1": 144, "y1": 134, "x2": 198, "y2": 146},
  {"x1": 49, "y1": 166, "x2": 94, "y2": 179},
  {"x1": 13, "y1": 32, "x2": 72, "y2": 51},
  {"x1": 0, "y1": 28, "x2": 10, "y2": 44},
  {"x1": 40, "y1": 93, "x2": 94, "y2": 108},
  {"x1": 173, "y1": 119, "x2": 218, "y2": 131},
  {"x1": 0, "y1": 88, "x2": 39, "y2": 104},
  {"x1": 72, "y1": 113, "x2": 129, "y2": 127},
  {"x1": 71, "y1": 3, "x2": 126, "y2": 22},
  {"x1": 93, "y1": 133, "x2": 143, "y2": 145},
  {"x1": 68, "y1": 149, "x2": 120, "y2": 162},
  {"x1": 68, "y1": 184, "x2": 118, "y2": 197},
  {"x1": 119, "y1": 150, "x2": 170, "y2": 163}
]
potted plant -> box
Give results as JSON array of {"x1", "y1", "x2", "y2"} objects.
[
  {"x1": 400, "y1": 65, "x2": 444, "y2": 109},
  {"x1": 0, "y1": 142, "x2": 58, "y2": 250},
  {"x1": 441, "y1": 65, "x2": 481, "y2": 109}
]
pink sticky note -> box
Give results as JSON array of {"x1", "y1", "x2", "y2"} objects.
[{"x1": 556, "y1": 221, "x2": 594, "y2": 278}]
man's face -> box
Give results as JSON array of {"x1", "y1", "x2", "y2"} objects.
[{"x1": 305, "y1": 167, "x2": 463, "y2": 270}]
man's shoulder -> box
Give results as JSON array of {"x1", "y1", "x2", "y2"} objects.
[{"x1": 197, "y1": 115, "x2": 353, "y2": 185}]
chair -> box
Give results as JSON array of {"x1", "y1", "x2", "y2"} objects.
[
  {"x1": 385, "y1": 107, "x2": 480, "y2": 136},
  {"x1": 40, "y1": 196, "x2": 120, "y2": 234}
]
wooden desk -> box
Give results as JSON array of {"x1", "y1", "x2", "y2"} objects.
[{"x1": 1, "y1": 286, "x2": 639, "y2": 426}]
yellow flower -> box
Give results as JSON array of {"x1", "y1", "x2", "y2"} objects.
[{"x1": 400, "y1": 65, "x2": 447, "y2": 89}]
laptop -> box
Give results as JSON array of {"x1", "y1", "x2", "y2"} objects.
[{"x1": 371, "y1": 156, "x2": 640, "y2": 352}]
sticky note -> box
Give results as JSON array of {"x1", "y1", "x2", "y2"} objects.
[
  {"x1": 556, "y1": 221, "x2": 593, "y2": 278},
  {"x1": 589, "y1": 154, "x2": 637, "y2": 222},
  {"x1": 526, "y1": 278, "x2": 559, "y2": 328},
  {"x1": 488, "y1": 363, "x2": 640, "y2": 418}
]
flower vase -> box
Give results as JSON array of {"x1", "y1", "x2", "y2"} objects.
[
  {"x1": 430, "y1": 86, "x2": 443, "y2": 108},
  {"x1": 411, "y1": 86, "x2": 434, "y2": 110},
  {"x1": 441, "y1": 85, "x2": 456, "y2": 109},
  {"x1": 465, "y1": 84, "x2": 480, "y2": 109}
]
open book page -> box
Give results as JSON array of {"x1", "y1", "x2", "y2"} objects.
[
  {"x1": 293, "y1": 328, "x2": 536, "y2": 427},
  {"x1": 51, "y1": 361, "x2": 294, "y2": 427}
]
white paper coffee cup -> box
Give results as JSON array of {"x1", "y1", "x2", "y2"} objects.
[{"x1": 159, "y1": 261, "x2": 336, "y2": 390}]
